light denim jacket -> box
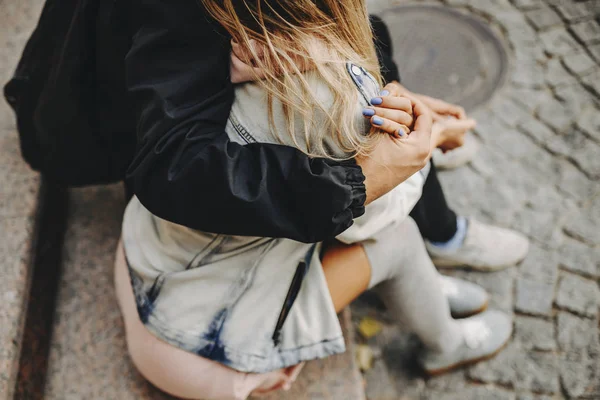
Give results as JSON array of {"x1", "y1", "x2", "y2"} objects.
[{"x1": 121, "y1": 63, "x2": 427, "y2": 373}]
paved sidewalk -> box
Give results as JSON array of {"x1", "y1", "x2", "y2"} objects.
[{"x1": 356, "y1": 0, "x2": 600, "y2": 399}]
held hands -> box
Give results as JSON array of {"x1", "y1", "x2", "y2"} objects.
[
  {"x1": 364, "y1": 81, "x2": 475, "y2": 152},
  {"x1": 356, "y1": 93, "x2": 433, "y2": 205}
]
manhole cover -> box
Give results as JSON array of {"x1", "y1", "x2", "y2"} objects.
[{"x1": 377, "y1": 4, "x2": 509, "y2": 112}]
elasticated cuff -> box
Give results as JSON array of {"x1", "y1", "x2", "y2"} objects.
[{"x1": 339, "y1": 159, "x2": 366, "y2": 219}]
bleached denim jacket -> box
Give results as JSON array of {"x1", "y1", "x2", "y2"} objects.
[{"x1": 121, "y1": 63, "x2": 427, "y2": 373}]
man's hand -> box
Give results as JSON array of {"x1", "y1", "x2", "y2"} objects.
[
  {"x1": 381, "y1": 81, "x2": 467, "y2": 122},
  {"x1": 433, "y1": 118, "x2": 477, "y2": 153}
]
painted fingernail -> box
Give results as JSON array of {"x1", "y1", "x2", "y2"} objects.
[
  {"x1": 370, "y1": 97, "x2": 383, "y2": 105},
  {"x1": 380, "y1": 90, "x2": 390, "y2": 96},
  {"x1": 362, "y1": 108, "x2": 376, "y2": 117},
  {"x1": 372, "y1": 116, "x2": 384, "y2": 126},
  {"x1": 397, "y1": 129, "x2": 405, "y2": 137}
]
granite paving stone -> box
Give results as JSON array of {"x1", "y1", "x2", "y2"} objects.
[
  {"x1": 422, "y1": 386, "x2": 516, "y2": 400},
  {"x1": 512, "y1": 0, "x2": 545, "y2": 11},
  {"x1": 516, "y1": 394, "x2": 554, "y2": 400},
  {"x1": 518, "y1": 245, "x2": 560, "y2": 285},
  {"x1": 539, "y1": 27, "x2": 584, "y2": 55},
  {"x1": 518, "y1": 116, "x2": 560, "y2": 144},
  {"x1": 537, "y1": 98, "x2": 575, "y2": 133},
  {"x1": 557, "y1": 312, "x2": 600, "y2": 399},
  {"x1": 561, "y1": 51, "x2": 597, "y2": 75},
  {"x1": 509, "y1": 87, "x2": 548, "y2": 112},
  {"x1": 589, "y1": 42, "x2": 600, "y2": 61},
  {"x1": 467, "y1": 342, "x2": 560, "y2": 394},
  {"x1": 515, "y1": 277, "x2": 556, "y2": 316},
  {"x1": 513, "y1": 315, "x2": 557, "y2": 351},
  {"x1": 560, "y1": 350, "x2": 600, "y2": 399},
  {"x1": 558, "y1": 236, "x2": 600, "y2": 278},
  {"x1": 581, "y1": 69, "x2": 600, "y2": 96},
  {"x1": 556, "y1": 311, "x2": 599, "y2": 351},
  {"x1": 555, "y1": 83, "x2": 600, "y2": 114},
  {"x1": 544, "y1": 59, "x2": 579, "y2": 87},
  {"x1": 563, "y1": 206, "x2": 600, "y2": 245},
  {"x1": 554, "y1": 158, "x2": 600, "y2": 201},
  {"x1": 554, "y1": 1, "x2": 598, "y2": 22},
  {"x1": 555, "y1": 273, "x2": 600, "y2": 317},
  {"x1": 576, "y1": 105, "x2": 600, "y2": 143},
  {"x1": 570, "y1": 20, "x2": 600, "y2": 44},
  {"x1": 525, "y1": 6, "x2": 564, "y2": 30}
]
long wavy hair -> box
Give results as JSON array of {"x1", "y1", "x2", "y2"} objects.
[{"x1": 201, "y1": 0, "x2": 383, "y2": 158}]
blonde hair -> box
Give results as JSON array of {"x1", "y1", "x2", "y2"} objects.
[{"x1": 201, "y1": 0, "x2": 383, "y2": 159}]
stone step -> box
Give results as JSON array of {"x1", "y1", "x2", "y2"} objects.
[
  {"x1": 43, "y1": 185, "x2": 366, "y2": 399},
  {"x1": 0, "y1": 0, "x2": 45, "y2": 397}
]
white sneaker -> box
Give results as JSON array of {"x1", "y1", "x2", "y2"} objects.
[
  {"x1": 419, "y1": 310, "x2": 512, "y2": 375},
  {"x1": 426, "y1": 219, "x2": 530, "y2": 271},
  {"x1": 432, "y1": 132, "x2": 480, "y2": 170},
  {"x1": 440, "y1": 275, "x2": 489, "y2": 318}
]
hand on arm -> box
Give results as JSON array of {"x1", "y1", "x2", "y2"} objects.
[
  {"x1": 125, "y1": 0, "x2": 366, "y2": 243},
  {"x1": 370, "y1": 82, "x2": 476, "y2": 153},
  {"x1": 357, "y1": 95, "x2": 433, "y2": 204}
]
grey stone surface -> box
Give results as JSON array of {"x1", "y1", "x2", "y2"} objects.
[
  {"x1": 515, "y1": 394, "x2": 553, "y2": 400},
  {"x1": 537, "y1": 98, "x2": 574, "y2": 133},
  {"x1": 555, "y1": 273, "x2": 600, "y2": 317},
  {"x1": 544, "y1": 58, "x2": 579, "y2": 87},
  {"x1": 570, "y1": 20, "x2": 600, "y2": 44},
  {"x1": 556, "y1": 312, "x2": 599, "y2": 351},
  {"x1": 525, "y1": 6, "x2": 563, "y2": 30},
  {"x1": 467, "y1": 342, "x2": 560, "y2": 394},
  {"x1": 563, "y1": 206, "x2": 600, "y2": 245},
  {"x1": 562, "y1": 51, "x2": 597, "y2": 76},
  {"x1": 515, "y1": 277, "x2": 555, "y2": 316},
  {"x1": 512, "y1": 0, "x2": 544, "y2": 11},
  {"x1": 539, "y1": 27, "x2": 583, "y2": 55},
  {"x1": 557, "y1": 312, "x2": 600, "y2": 398},
  {"x1": 518, "y1": 245, "x2": 559, "y2": 285},
  {"x1": 0, "y1": 0, "x2": 44, "y2": 398},
  {"x1": 576, "y1": 105, "x2": 600, "y2": 143},
  {"x1": 422, "y1": 386, "x2": 516, "y2": 400},
  {"x1": 362, "y1": 1, "x2": 600, "y2": 397},
  {"x1": 554, "y1": 1, "x2": 598, "y2": 22},
  {"x1": 558, "y1": 236, "x2": 600, "y2": 278},
  {"x1": 589, "y1": 42, "x2": 600, "y2": 61},
  {"x1": 581, "y1": 68, "x2": 600, "y2": 96},
  {"x1": 513, "y1": 315, "x2": 556, "y2": 351}
]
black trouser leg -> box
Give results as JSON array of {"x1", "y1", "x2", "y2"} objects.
[
  {"x1": 370, "y1": 16, "x2": 459, "y2": 242},
  {"x1": 409, "y1": 162, "x2": 458, "y2": 243}
]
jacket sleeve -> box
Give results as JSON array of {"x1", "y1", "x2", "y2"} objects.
[{"x1": 124, "y1": 0, "x2": 366, "y2": 243}]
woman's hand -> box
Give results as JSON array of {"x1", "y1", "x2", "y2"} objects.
[
  {"x1": 357, "y1": 97, "x2": 434, "y2": 205},
  {"x1": 363, "y1": 95, "x2": 414, "y2": 137},
  {"x1": 433, "y1": 117, "x2": 477, "y2": 153}
]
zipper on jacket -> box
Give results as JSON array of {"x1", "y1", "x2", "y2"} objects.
[{"x1": 272, "y1": 244, "x2": 317, "y2": 347}]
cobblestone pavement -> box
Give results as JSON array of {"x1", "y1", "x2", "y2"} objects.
[{"x1": 355, "y1": 0, "x2": 600, "y2": 399}]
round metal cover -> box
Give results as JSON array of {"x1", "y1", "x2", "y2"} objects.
[{"x1": 377, "y1": 4, "x2": 509, "y2": 112}]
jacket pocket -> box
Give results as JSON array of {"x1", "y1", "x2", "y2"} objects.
[{"x1": 272, "y1": 244, "x2": 317, "y2": 347}]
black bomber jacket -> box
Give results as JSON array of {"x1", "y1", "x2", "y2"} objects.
[{"x1": 4, "y1": 0, "x2": 399, "y2": 243}]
